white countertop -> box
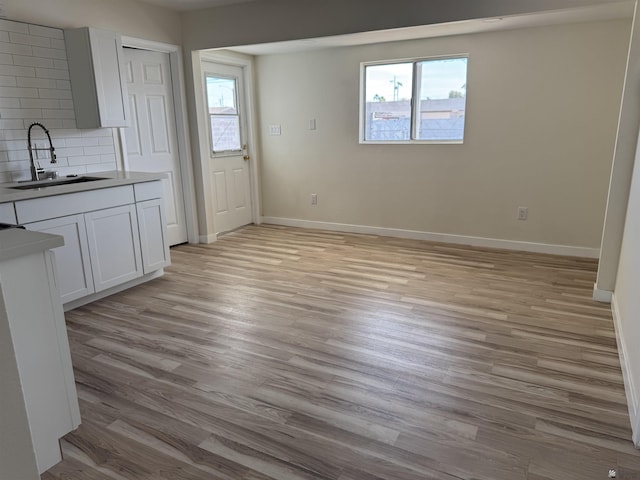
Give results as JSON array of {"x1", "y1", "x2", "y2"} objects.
[
  {"x1": 0, "y1": 171, "x2": 165, "y2": 203},
  {"x1": 0, "y1": 228, "x2": 64, "y2": 261}
]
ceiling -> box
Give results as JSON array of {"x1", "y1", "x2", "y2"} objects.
[
  {"x1": 222, "y1": 1, "x2": 633, "y2": 55},
  {"x1": 137, "y1": 0, "x2": 264, "y2": 11}
]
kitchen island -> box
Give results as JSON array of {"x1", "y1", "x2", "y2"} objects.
[
  {"x1": 0, "y1": 171, "x2": 170, "y2": 310},
  {"x1": 0, "y1": 227, "x2": 80, "y2": 478}
]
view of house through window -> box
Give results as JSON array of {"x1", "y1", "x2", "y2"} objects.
[
  {"x1": 205, "y1": 75, "x2": 242, "y2": 153},
  {"x1": 362, "y1": 56, "x2": 468, "y2": 143}
]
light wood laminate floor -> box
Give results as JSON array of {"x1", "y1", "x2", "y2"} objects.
[{"x1": 42, "y1": 225, "x2": 640, "y2": 480}]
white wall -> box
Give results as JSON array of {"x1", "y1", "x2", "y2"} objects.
[
  {"x1": 597, "y1": 1, "x2": 640, "y2": 297},
  {"x1": 613, "y1": 127, "x2": 640, "y2": 446},
  {"x1": 255, "y1": 20, "x2": 629, "y2": 251},
  {"x1": 182, "y1": 0, "x2": 631, "y2": 51},
  {"x1": 1, "y1": 0, "x2": 180, "y2": 46},
  {"x1": 0, "y1": 19, "x2": 117, "y2": 181}
]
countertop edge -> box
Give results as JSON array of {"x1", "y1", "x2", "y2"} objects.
[
  {"x1": 0, "y1": 229, "x2": 64, "y2": 262},
  {"x1": 0, "y1": 171, "x2": 166, "y2": 203}
]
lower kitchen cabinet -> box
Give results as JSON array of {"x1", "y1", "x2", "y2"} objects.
[
  {"x1": 85, "y1": 204, "x2": 143, "y2": 292},
  {"x1": 26, "y1": 215, "x2": 94, "y2": 304},
  {"x1": 18, "y1": 180, "x2": 169, "y2": 308},
  {"x1": 137, "y1": 198, "x2": 170, "y2": 274}
]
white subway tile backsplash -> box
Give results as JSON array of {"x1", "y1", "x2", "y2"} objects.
[
  {"x1": 17, "y1": 77, "x2": 57, "y2": 89},
  {"x1": 31, "y1": 46, "x2": 67, "y2": 60},
  {"x1": 28, "y1": 24, "x2": 64, "y2": 40},
  {"x1": 0, "y1": 19, "x2": 28, "y2": 34},
  {"x1": 55, "y1": 146, "x2": 85, "y2": 157},
  {"x1": 38, "y1": 88, "x2": 72, "y2": 99},
  {"x1": 20, "y1": 98, "x2": 59, "y2": 108},
  {"x1": 0, "y1": 75, "x2": 17, "y2": 86},
  {"x1": 7, "y1": 150, "x2": 29, "y2": 161},
  {"x1": 86, "y1": 162, "x2": 117, "y2": 174},
  {"x1": 2, "y1": 65, "x2": 36, "y2": 77},
  {"x1": 0, "y1": 119, "x2": 25, "y2": 129},
  {"x1": 13, "y1": 55, "x2": 55, "y2": 68},
  {"x1": 0, "y1": 108, "x2": 42, "y2": 119},
  {"x1": 56, "y1": 80, "x2": 71, "y2": 90},
  {"x1": 0, "y1": 86, "x2": 38, "y2": 98},
  {"x1": 23, "y1": 118, "x2": 63, "y2": 129},
  {"x1": 42, "y1": 109, "x2": 75, "y2": 119},
  {"x1": 83, "y1": 129, "x2": 114, "y2": 138},
  {"x1": 65, "y1": 137, "x2": 99, "y2": 147},
  {"x1": 84, "y1": 145, "x2": 114, "y2": 156},
  {"x1": 0, "y1": 41, "x2": 32, "y2": 56},
  {"x1": 0, "y1": 19, "x2": 117, "y2": 180},
  {"x1": 50, "y1": 39, "x2": 66, "y2": 50},
  {"x1": 9, "y1": 32, "x2": 51, "y2": 48},
  {"x1": 0, "y1": 98, "x2": 20, "y2": 108},
  {"x1": 68, "y1": 154, "x2": 102, "y2": 166},
  {"x1": 35, "y1": 68, "x2": 69, "y2": 80}
]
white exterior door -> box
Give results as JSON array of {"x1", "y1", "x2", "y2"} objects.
[
  {"x1": 122, "y1": 47, "x2": 188, "y2": 245},
  {"x1": 202, "y1": 61, "x2": 253, "y2": 235}
]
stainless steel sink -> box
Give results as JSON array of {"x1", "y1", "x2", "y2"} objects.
[{"x1": 8, "y1": 176, "x2": 108, "y2": 190}]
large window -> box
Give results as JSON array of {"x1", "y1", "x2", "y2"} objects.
[
  {"x1": 205, "y1": 75, "x2": 242, "y2": 154},
  {"x1": 360, "y1": 56, "x2": 468, "y2": 144}
]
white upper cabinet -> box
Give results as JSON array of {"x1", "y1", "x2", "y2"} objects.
[{"x1": 65, "y1": 27, "x2": 129, "y2": 128}]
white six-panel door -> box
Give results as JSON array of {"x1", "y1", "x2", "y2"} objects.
[{"x1": 122, "y1": 48, "x2": 188, "y2": 245}]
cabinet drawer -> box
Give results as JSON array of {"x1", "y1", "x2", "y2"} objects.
[
  {"x1": 0, "y1": 202, "x2": 16, "y2": 224},
  {"x1": 134, "y1": 180, "x2": 163, "y2": 202},
  {"x1": 15, "y1": 186, "x2": 134, "y2": 224}
]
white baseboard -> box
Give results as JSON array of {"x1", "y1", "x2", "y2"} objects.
[
  {"x1": 593, "y1": 284, "x2": 613, "y2": 303},
  {"x1": 611, "y1": 294, "x2": 640, "y2": 447},
  {"x1": 261, "y1": 217, "x2": 600, "y2": 258},
  {"x1": 199, "y1": 233, "x2": 217, "y2": 244}
]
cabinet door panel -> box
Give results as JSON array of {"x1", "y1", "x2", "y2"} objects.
[
  {"x1": 25, "y1": 215, "x2": 94, "y2": 303},
  {"x1": 85, "y1": 205, "x2": 142, "y2": 292},
  {"x1": 0, "y1": 202, "x2": 16, "y2": 224},
  {"x1": 137, "y1": 199, "x2": 170, "y2": 274}
]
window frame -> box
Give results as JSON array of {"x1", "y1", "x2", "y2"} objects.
[{"x1": 359, "y1": 54, "x2": 469, "y2": 145}]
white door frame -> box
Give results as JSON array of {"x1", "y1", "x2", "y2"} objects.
[
  {"x1": 120, "y1": 36, "x2": 199, "y2": 244},
  {"x1": 195, "y1": 50, "x2": 262, "y2": 242}
]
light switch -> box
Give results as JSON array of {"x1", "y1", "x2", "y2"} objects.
[
  {"x1": 309, "y1": 118, "x2": 316, "y2": 130},
  {"x1": 269, "y1": 124, "x2": 281, "y2": 136}
]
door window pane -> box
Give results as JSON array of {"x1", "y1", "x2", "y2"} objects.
[
  {"x1": 210, "y1": 115, "x2": 241, "y2": 152},
  {"x1": 206, "y1": 75, "x2": 241, "y2": 153}
]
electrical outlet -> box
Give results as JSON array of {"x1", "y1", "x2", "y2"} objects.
[
  {"x1": 517, "y1": 206, "x2": 528, "y2": 221},
  {"x1": 311, "y1": 193, "x2": 317, "y2": 205}
]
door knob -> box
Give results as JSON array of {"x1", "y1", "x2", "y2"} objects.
[{"x1": 243, "y1": 155, "x2": 250, "y2": 161}]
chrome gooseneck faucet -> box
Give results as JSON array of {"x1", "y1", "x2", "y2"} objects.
[{"x1": 27, "y1": 122, "x2": 57, "y2": 181}]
